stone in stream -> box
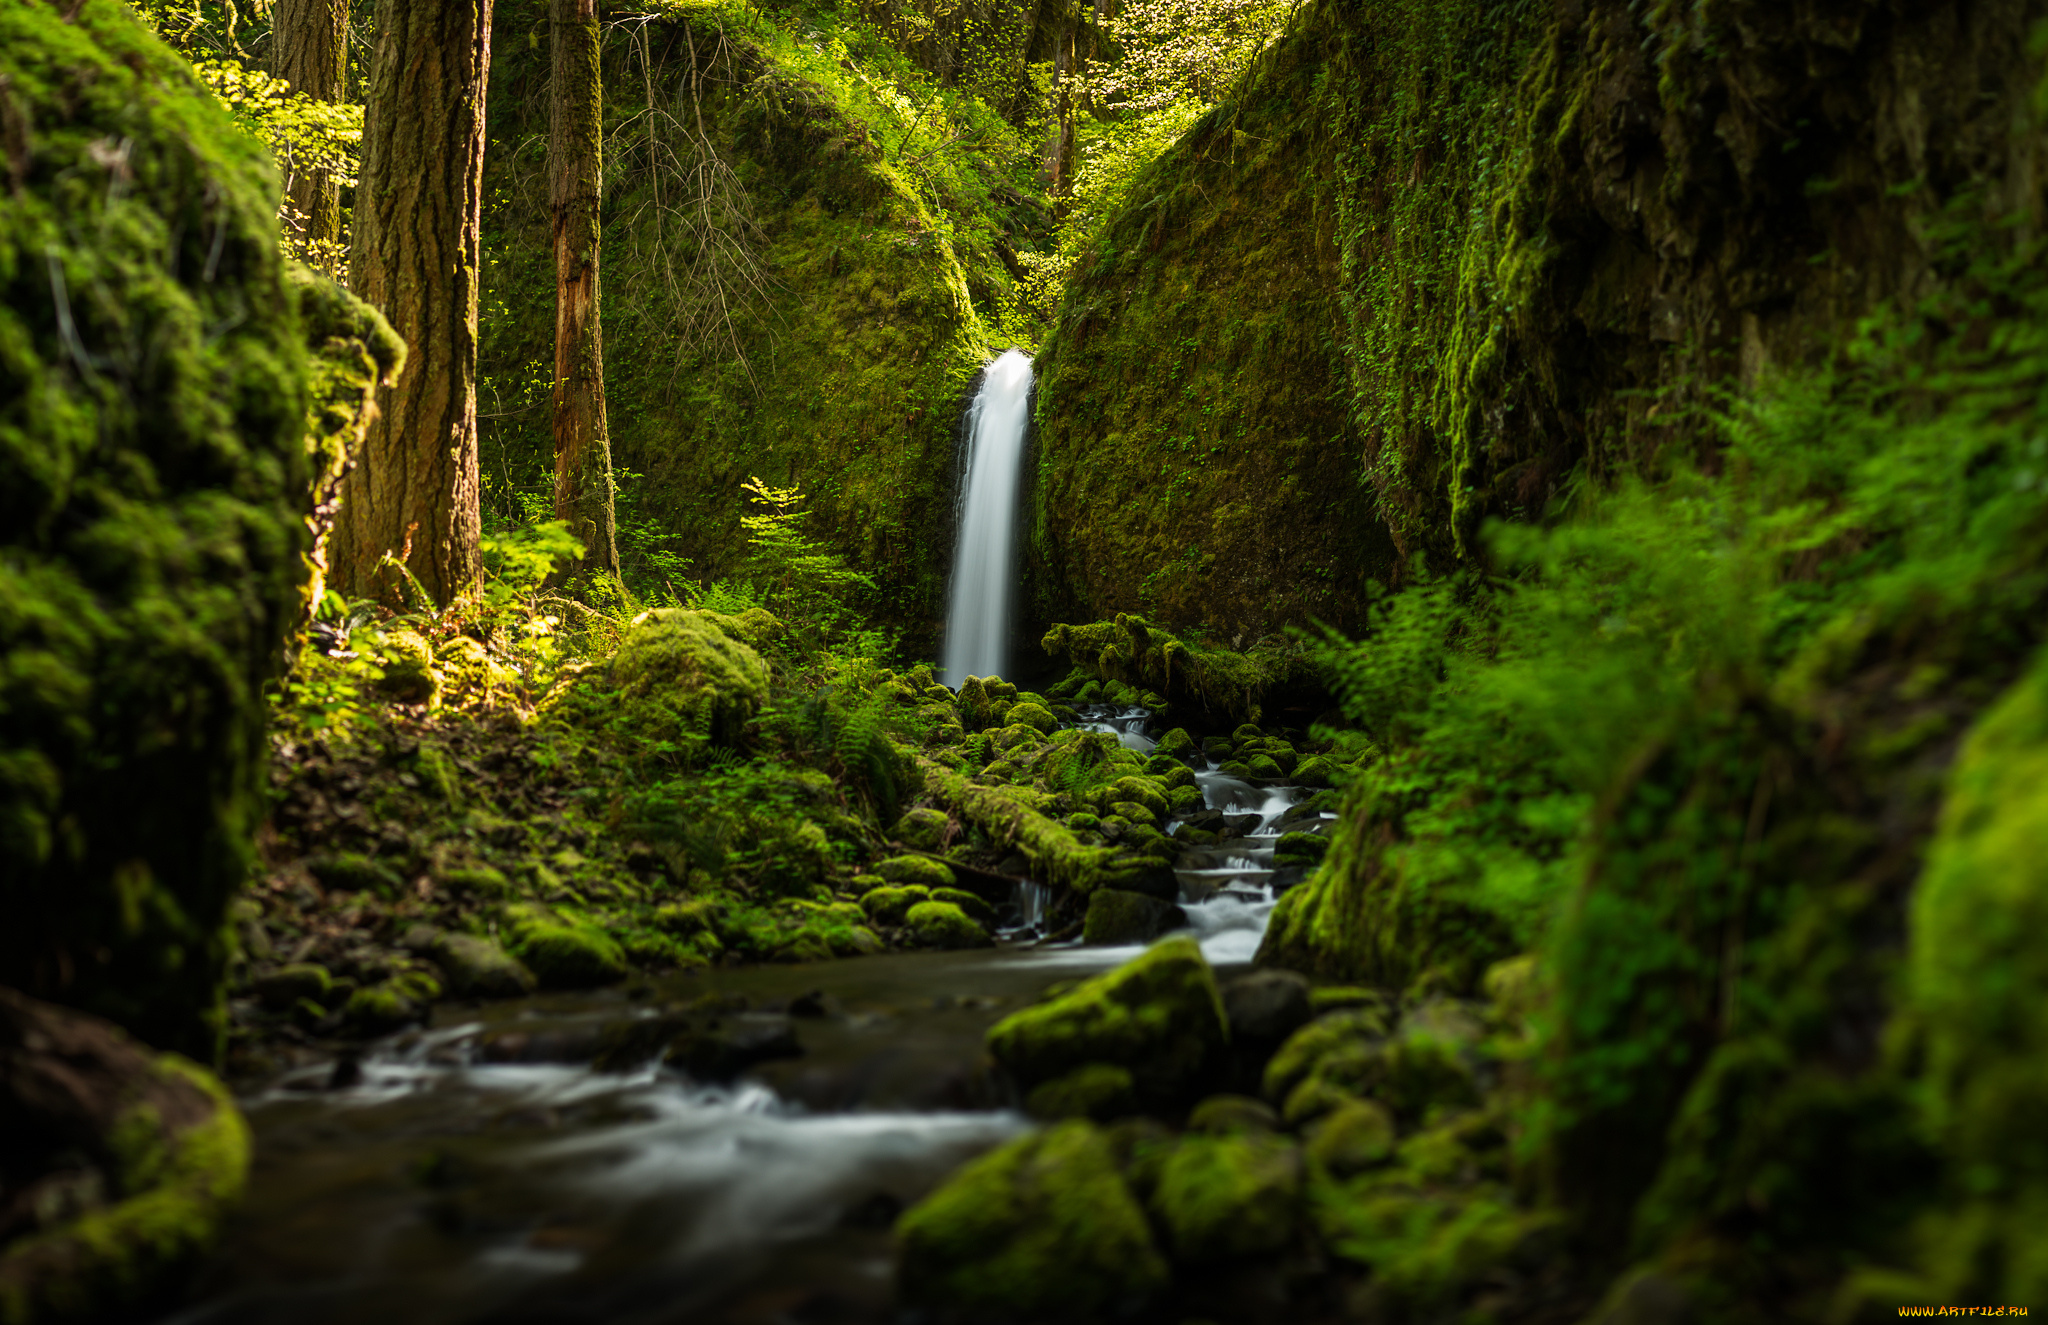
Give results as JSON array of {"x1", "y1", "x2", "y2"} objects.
[
  {"x1": 1290, "y1": 754, "x2": 1344, "y2": 788},
  {"x1": 1024, "y1": 1063, "x2": 1138, "y2": 1121},
  {"x1": 501, "y1": 905, "x2": 629, "y2": 988},
  {"x1": 861, "y1": 885, "x2": 931, "y2": 926},
  {"x1": 430, "y1": 933, "x2": 537, "y2": 999},
  {"x1": 929, "y1": 887, "x2": 997, "y2": 926},
  {"x1": 986, "y1": 937, "x2": 1229, "y2": 1111},
  {"x1": 1222, "y1": 969, "x2": 1313, "y2": 1046},
  {"x1": 905, "y1": 901, "x2": 993, "y2": 949},
  {"x1": 1273, "y1": 830, "x2": 1329, "y2": 868},
  {"x1": 664, "y1": 1014, "x2": 804, "y2": 1082},
  {"x1": 1082, "y1": 889, "x2": 1187, "y2": 945},
  {"x1": 874, "y1": 854, "x2": 956, "y2": 888},
  {"x1": 896, "y1": 1120, "x2": 1168, "y2": 1318},
  {"x1": 252, "y1": 963, "x2": 335, "y2": 1011}
]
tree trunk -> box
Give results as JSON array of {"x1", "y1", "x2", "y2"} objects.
[
  {"x1": 1042, "y1": 18, "x2": 1074, "y2": 191},
  {"x1": 550, "y1": 0, "x2": 620, "y2": 579},
  {"x1": 332, "y1": 0, "x2": 493, "y2": 608},
  {"x1": 268, "y1": 0, "x2": 347, "y2": 267}
]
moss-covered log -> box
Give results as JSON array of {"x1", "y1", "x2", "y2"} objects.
[
  {"x1": 0, "y1": 0, "x2": 310, "y2": 1061},
  {"x1": 1040, "y1": 614, "x2": 1322, "y2": 725}
]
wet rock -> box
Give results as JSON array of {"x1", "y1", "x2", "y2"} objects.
[
  {"x1": 665, "y1": 1013, "x2": 804, "y2": 1081},
  {"x1": 502, "y1": 905, "x2": 628, "y2": 988},
  {"x1": 1263, "y1": 1008, "x2": 1392, "y2": 1107},
  {"x1": 1090, "y1": 776, "x2": 1170, "y2": 820},
  {"x1": 987, "y1": 936, "x2": 1229, "y2": 1111},
  {"x1": 1106, "y1": 798, "x2": 1161, "y2": 828},
  {"x1": 930, "y1": 887, "x2": 997, "y2": 926},
  {"x1": 1156, "y1": 728, "x2": 1197, "y2": 760},
  {"x1": 1273, "y1": 830, "x2": 1329, "y2": 868},
  {"x1": 861, "y1": 884, "x2": 931, "y2": 926},
  {"x1": 1025, "y1": 1064, "x2": 1138, "y2": 1121},
  {"x1": 344, "y1": 977, "x2": 434, "y2": 1035},
  {"x1": 1202, "y1": 736, "x2": 1234, "y2": 759},
  {"x1": 875, "y1": 854, "x2": 956, "y2": 888},
  {"x1": 1082, "y1": 889, "x2": 1187, "y2": 945},
  {"x1": 1148, "y1": 1132, "x2": 1301, "y2": 1262},
  {"x1": 891, "y1": 807, "x2": 952, "y2": 851},
  {"x1": 253, "y1": 963, "x2": 334, "y2": 1011},
  {"x1": 1187, "y1": 1094, "x2": 1281, "y2": 1135},
  {"x1": 896, "y1": 1120, "x2": 1167, "y2": 1318},
  {"x1": 906, "y1": 901, "x2": 993, "y2": 949},
  {"x1": 431, "y1": 933, "x2": 537, "y2": 999},
  {"x1": 1231, "y1": 724, "x2": 1264, "y2": 744},
  {"x1": 1305, "y1": 1098, "x2": 1397, "y2": 1176},
  {"x1": 1243, "y1": 753, "x2": 1286, "y2": 780}
]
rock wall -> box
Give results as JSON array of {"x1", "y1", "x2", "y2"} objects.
[
  {"x1": 0, "y1": 0, "x2": 311, "y2": 1061},
  {"x1": 1031, "y1": 0, "x2": 2048, "y2": 635}
]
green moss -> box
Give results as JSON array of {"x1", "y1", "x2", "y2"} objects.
[
  {"x1": 1041, "y1": 617, "x2": 1321, "y2": 725},
  {"x1": 1306, "y1": 1098, "x2": 1398, "y2": 1178},
  {"x1": 307, "y1": 853, "x2": 403, "y2": 896},
  {"x1": 1149, "y1": 1132, "x2": 1302, "y2": 1263},
  {"x1": 890, "y1": 807, "x2": 952, "y2": 851},
  {"x1": 986, "y1": 936, "x2": 1228, "y2": 1110},
  {"x1": 597, "y1": 609, "x2": 772, "y2": 748},
  {"x1": 1005, "y1": 702, "x2": 1057, "y2": 734},
  {"x1": 0, "y1": 1053, "x2": 251, "y2": 1324},
  {"x1": 251, "y1": 963, "x2": 332, "y2": 1011},
  {"x1": 1024, "y1": 1064, "x2": 1139, "y2": 1121},
  {"x1": 905, "y1": 900, "x2": 991, "y2": 949},
  {"x1": 0, "y1": 0, "x2": 310, "y2": 1061},
  {"x1": 430, "y1": 933, "x2": 536, "y2": 999},
  {"x1": 502, "y1": 904, "x2": 628, "y2": 988},
  {"x1": 1081, "y1": 889, "x2": 1184, "y2": 945},
  {"x1": 860, "y1": 884, "x2": 931, "y2": 926},
  {"x1": 896, "y1": 1121, "x2": 1168, "y2": 1318},
  {"x1": 930, "y1": 887, "x2": 996, "y2": 926},
  {"x1": 874, "y1": 854, "x2": 955, "y2": 888}
]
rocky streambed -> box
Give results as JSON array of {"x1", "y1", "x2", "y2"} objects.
[{"x1": 164, "y1": 707, "x2": 1343, "y2": 1324}]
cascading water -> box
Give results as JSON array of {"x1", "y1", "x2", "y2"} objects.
[{"x1": 942, "y1": 349, "x2": 1033, "y2": 685}]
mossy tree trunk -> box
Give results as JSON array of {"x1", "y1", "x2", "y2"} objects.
[
  {"x1": 333, "y1": 0, "x2": 493, "y2": 608},
  {"x1": 268, "y1": 0, "x2": 347, "y2": 267},
  {"x1": 1040, "y1": 13, "x2": 1074, "y2": 191},
  {"x1": 549, "y1": 0, "x2": 619, "y2": 579}
]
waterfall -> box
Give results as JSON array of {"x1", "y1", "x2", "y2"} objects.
[{"x1": 942, "y1": 349, "x2": 1033, "y2": 685}]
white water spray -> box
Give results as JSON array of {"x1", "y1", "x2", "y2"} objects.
[{"x1": 943, "y1": 349, "x2": 1033, "y2": 684}]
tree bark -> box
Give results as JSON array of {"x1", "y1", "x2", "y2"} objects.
[
  {"x1": 267, "y1": 0, "x2": 347, "y2": 265},
  {"x1": 550, "y1": 0, "x2": 620, "y2": 579},
  {"x1": 332, "y1": 0, "x2": 492, "y2": 608},
  {"x1": 1041, "y1": 18, "x2": 1074, "y2": 191}
]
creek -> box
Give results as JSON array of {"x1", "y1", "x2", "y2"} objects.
[{"x1": 164, "y1": 707, "x2": 1332, "y2": 1325}]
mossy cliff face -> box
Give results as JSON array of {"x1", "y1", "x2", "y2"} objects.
[
  {"x1": 479, "y1": 0, "x2": 1034, "y2": 643},
  {"x1": 1026, "y1": 15, "x2": 1387, "y2": 642},
  {"x1": 1032, "y1": 0, "x2": 2048, "y2": 634},
  {"x1": 0, "y1": 1, "x2": 309, "y2": 1061}
]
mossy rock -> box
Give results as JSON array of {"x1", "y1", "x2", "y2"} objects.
[
  {"x1": 604, "y1": 608, "x2": 772, "y2": 746},
  {"x1": 1148, "y1": 1132, "x2": 1302, "y2": 1263},
  {"x1": 1106, "y1": 800, "x2": 1160, "y2": 829},
  {"x1": 308, "y1": 853, "x2": 404, "y2": 896},
  {"x1": 1274, "y1": 830, "x2": 1330, "y2": 867},
  {"x1": 344, "y1": 980, "x2": 428, "y2": 1035},
  {"x1": 1006, "y1": 702, "x2": 1058, "y2": 734},
  {"x1": 891, "y1": 807, "x2": 952, "y2": 851},
  {"x1": 1156, "y1": 728, "x2": 1197, "y2": 760},
  {"x1": 990, "y1": 722, "x2": 1047, "y2": 754},
  {"x1": 372, "y1": 629, "x2": 438, "y2": 706},
  {"x1": 1167, "y1": 785, "x2": 1206, "y2": 813},
  {"x1": 1187, "y1": 1093, "x2": 1281, "y2": 1136},
  {"x1": 1306, "y1": 1098, "x2": 1398, "y2": 1177},
  {"x1": 430, "y1": 933, "x2": 536, "y2": 999},
  {"x1": 987, "y1": 936, "x2": 1229, "y2": 1110},
  {"x1": 1219, "y1": 760, "x2": 1257, "y2": 779},
  {"x1": 861, "y1": 885, "x2": 931, "y2": 926},
  {"x1": 1082, "y1": 889, "x2": 1186, "y2": 945},
  {"x1": 896, "y1": 1120, "x2": 1168, "y2": 1318},
  {"x1": 251, "y1": 963, "x2": 333, "y2": 1012},
  {"x1": 0, "y1": 0, "x2": 315, "y2": 1061},
  {"x1": 1066, "y1": 812, "x2": 1102, "y2": 832},
  {"x1": 1024, "y1": 1064, "x2": 1138, "y2": 1121},
  {"x1": 0, "y1": 990, "x2": 254, "y2": 1321},
  {"x1": 502, "y1": 906, "x2": 628, "y2": 988},
  {"x1": 1291, "y1": 755, "x2": 1344, "y2": 789},
  {"x1": 652, "y1": 898, "x2": 723, "y2": 936},
  {"x1": 931, "y1": 887, "x2": 997, "y2": 927},
  {"x1": 844, "y1": 873, "x2": 889, "y2": 896},
  {"x1": 875, "y1": 855, "x2": 956, "y2": 888},
  {"x1": 1263, "y1": 1008, "x2": 1392, "y2": 1105},
  {"x1": 905, "y1": 901, "x2": 992, "y2": 950},
  {"x1": 1244, "y1": 753, "x2": 1286, "y2": 780}
]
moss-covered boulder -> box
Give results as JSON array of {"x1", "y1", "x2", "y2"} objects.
[
  {"x1": 1023, "y1": 1064, "x2": 1138, "y2": 1121},
  {"x1": 930, "y1": 887, "x2": 997, "y2": 927},
  {"x1": 1041, "y1": 617, "x2": 1323, "y2": 727},
  {"x1": 502, "y1": 905, "x2": 628, "y2": 988},
  {"x1": 0, "y1": 0, "x2": 313, "y2": 1061},
  {"x1": 896, "y1": 1120, "x2": 1167, "y2": 1318},
  {"x1": 861, "y1": 885, "x2": 931, "y2": 926},
  {"x1": 1081, "y1": 889, "x2": 1186, "y2": 945},
  {"x1": 1149, "y1": 1132, "x2": 1302, "y2": 1263},
  {"x1": 430, "y1": 933, "x2": 537, "y2": 999},
  {"x1": 987, "y1": 937, "x2": 1229, "y2": 1110},
  {"x1": 874, "y1": 854, "x2": 955, "y2": 888},
  {"x1": 1306, "y1": 1098, "x2": 1398, "y2": 1177},
  {"x1": 905, "y1": 900, "x2": 991, "y2": 949},
  {"x1": 603, "y1": 609, "x2": 771, "y2": 747},
  {"x1": 0, "y1": 989, "x2": 251, "y2": 1321},
  {"x1": 890, "y1": 807, "x2": 952, "y2": 852}
]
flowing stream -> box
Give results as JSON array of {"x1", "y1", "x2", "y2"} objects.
[
  {"x1": 940, "y1": 350, "x2": 1033, "y2": 685},
  {"x1": 165, "y1": 715, "x2": 1330, "y2": 1325}
]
